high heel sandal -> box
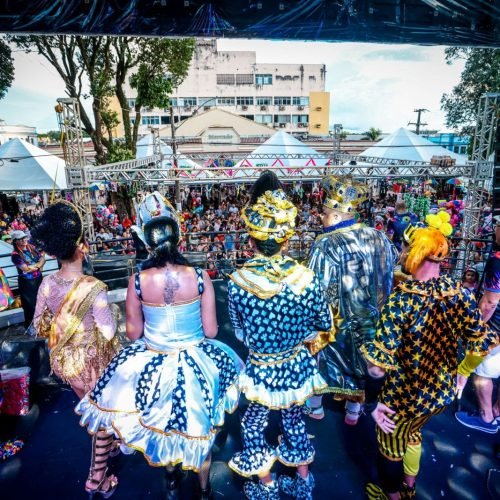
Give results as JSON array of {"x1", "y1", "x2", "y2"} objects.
[
  {"x1": 200, "y1": 482, "x2": 213, "y2": 500},
  {"x1": 85, "y1": 435, "x2": 119, "y2": 499}
]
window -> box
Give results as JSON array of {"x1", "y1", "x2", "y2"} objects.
[
  {"x1": 199, "y1": 97, "x2": 216, "y2": 106},
  {"x1": 127, "y1": 99, "x2": 136, "y2": 109},
  {"x1": 255, "y1": 74, "x2": 273, "y2": 85},
  {"x1": 141, "y1": 116, "x2": 160, "y2": 125},
  {"x1": 217, "y1": 97, "x2": 235, "y2": 106},
  {"x1": 274, "y1": 115, "x2": 291, "y2": 124},
  {"x1": 217, "y1": 74, "x2": 235, "y2": 85},
  {"x1": 292, "y1": 114, "x2": 309, "y2": 124},
  {"x1": 169, "y1": 98, "x2": 178, "y2": 107},
  {"x1": 237, "y1": 96, "x2": 254, "y2": 106},
  {"x1": 292, "y1": 96, "x2": 309, "y2": 106},
  {"x1": 236, "y1": 74, "x2": 254, "y2": 84},
  {"x1": 255, "y1": 114, "x2": 273, "y2": 124},
  {"x1": 256, "y1": 97, "x2": 272, "y2": 105},
  {"x1": 179, "y1": 97, "x2": 197, "y2": 107},
  {"x1": 161, "y1": 116, "x2": 169, "y2": 125},
  {"x1": 274, "y1": 97, "x2": 291, "y2": 106}
]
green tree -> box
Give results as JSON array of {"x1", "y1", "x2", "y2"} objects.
[
  {"x1": 441, "y1": 48, "x2": 500, "y2": 136},
  {"x1": 363, "y1": 127, "x2": 382, "y2": 141},
  {"x1": 9, "y1": 35, "x2": 195, "y2": 163},
  {"x1": 0, "y1": 39, "x2": 14, "y2": 100}
]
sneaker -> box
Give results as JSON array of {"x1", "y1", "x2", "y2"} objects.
[
  {"x1": 278, "y1": 472, "x2": 315, "y2": 500},
  {"x1": 304, "y1": 401, "x2": 325, "y2": 420},
  {"x1": 344, "y1": 401, "x2": 362, "y2": 426},
  {"x1": 455, "y1": 411, "x2": 499, "y2": 434},
  {"x1": 243, "y1": 479, "x2": 279, "y2": 500}
]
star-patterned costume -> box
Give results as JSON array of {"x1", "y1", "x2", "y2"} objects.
[
  {"x1": 228, "y1": 254, "x2": 332, "y2": 477},
  {"x1": 308, "y1": 219, "x2": 397, "y2": 401},
  {"x1": 362, "y1": 275, "x2": 498, "y2": 462}
]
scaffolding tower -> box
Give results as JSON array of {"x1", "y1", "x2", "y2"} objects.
[
  {"x1": 455, "y1": 93, "x2": 498, "y2": 276},
  {"x1": 55, "y1": 98, "x2": 95, "y2": 242}
]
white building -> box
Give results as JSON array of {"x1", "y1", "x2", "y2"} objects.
[
  {"x1": 0, "y1": 119, "x2": 38, "y2": 146},
  {"x1": 126, "y1": 39, "x2": 330, "y2": 138}
]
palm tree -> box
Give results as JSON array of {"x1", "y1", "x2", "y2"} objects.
[{"x1": 363, "y1": 127, "x2": 383, "y2": 141}]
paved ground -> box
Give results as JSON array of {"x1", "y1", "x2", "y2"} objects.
[{"x1": 1, "y1": 282, "x2": 499, "y2": 499}]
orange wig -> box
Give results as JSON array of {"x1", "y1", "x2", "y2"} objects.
[{"x1": 405, "y1": 227, "x2": 449, "y2": 276}]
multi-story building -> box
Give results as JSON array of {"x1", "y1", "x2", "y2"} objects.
[
  {"x1": 421, "y1": 132, "x2": 470, "y2": 156},
  {"x1": 0, "y1": 119, "x2": 37, "y2": 146},
  {"x1": 125, "y1": 39, "x2": 330, "y2": 138}
]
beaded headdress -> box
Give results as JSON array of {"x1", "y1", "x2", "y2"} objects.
[
  {"x1": 321, "y1": 175, "x2": 369, "y2": 213},
  {"x1": 132, "y1": 191, "x2": 182, "y2": 246},
  {"x1": 242, "y1": 189, "x2": 297, "y2": 243}
]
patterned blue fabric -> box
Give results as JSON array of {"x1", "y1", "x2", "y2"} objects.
[{"x1": 77, "y1": 269, "x2": 243, "y2": 471}]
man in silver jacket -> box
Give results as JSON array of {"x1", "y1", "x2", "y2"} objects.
[{"x1": 307, "y1": 176, "x2": 398, "y2": 424}]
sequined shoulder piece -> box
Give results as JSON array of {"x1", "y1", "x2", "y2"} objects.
[{"x1": 399, "y1": 275, "x2": 461, "y2": 298}]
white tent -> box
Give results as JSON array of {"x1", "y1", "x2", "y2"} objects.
[
  {"x1": 355, "y1": 128, "x2": 465, "y2": 163},
  {"x1": 0, "y1": 138, "x2": 67, "y2": 191},
  {"x1": 232, "y1": 130, "x2": 327, "y2": 178},
  {"x1": 136, "y1": 134, "x2": 205, "y2": 175}
]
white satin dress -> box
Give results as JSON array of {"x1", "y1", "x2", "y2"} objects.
[{"x1": 76, "y1": 268, "x2": 243, "y2": 471}]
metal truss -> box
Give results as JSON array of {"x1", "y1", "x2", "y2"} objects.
[
  {"x1": 86, "y1": 155, "x2": 473, "y2": 184},
  {"x1": 56, "y1": 98, "x2": 95, "y2": 241},
  {"x1": 455, "y1": 93, "x2": 499, "y2": 276}
]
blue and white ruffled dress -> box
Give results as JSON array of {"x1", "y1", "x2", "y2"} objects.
[{"x1": 76, "y1": 273, "x2": 243, "y2": 471}]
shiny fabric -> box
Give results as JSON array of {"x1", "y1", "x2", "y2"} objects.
[
  {"x1": 76, "y1": 292, "x2": 243, "y2": 471},
  {"x1": 0, "y1": 268, "x2": 14, "y2": 311},
  {"x1": 308, "y1": 223, "x2": 397, "y2": 401},
  {"x1": 33, "y1": 274, "x2": 118, "y2": 391},
  {"x1": 362, "y1": 276, "x2": 499, "y2": 419}
]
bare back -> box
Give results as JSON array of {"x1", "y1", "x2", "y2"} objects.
[{"x1": 139, "y1": 264, "x2": 200, "y2": 305}]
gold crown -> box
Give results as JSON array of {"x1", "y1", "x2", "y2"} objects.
[
  {"x1": 321, "y1": 175, "x2": 369, "y2": 213},
  {"x1": 242, "y1": 189, "x2": 297, "y2": 243}
]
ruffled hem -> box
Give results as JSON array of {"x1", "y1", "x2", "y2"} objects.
[
  {"x1": 239, "y1": 372, "x2": 327, "y2": 410},
  {"x1": 228, "y1": 449, "x2": 277, "y2": 477},
  {"x1": 360, "y1": 344, "x2": 398, "y2": 371},
  {"x1": 276, "y1": 434, "x2": 314, "y2": 467},
  {"x1": 75, "y1": 382, "x2": 240, "y2": 471}
]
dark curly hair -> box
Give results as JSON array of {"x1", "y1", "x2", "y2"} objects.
[
  {"x1": 249, "y1": 170, "x2": 283, "y2": 205},
  {"x1": 30, "y1": 202, "x2": 83, "y2": 261},
  {"x1": 140, "y1": 216, "x2": 189, "y2": 270}
]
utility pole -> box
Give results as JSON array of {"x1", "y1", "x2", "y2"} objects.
[
  {"x1": 170, "y1": 106, "x2": 181, "y2": 210},
  {"x1": 408, "y1": 108, "x2": 429, "y2": 135}
]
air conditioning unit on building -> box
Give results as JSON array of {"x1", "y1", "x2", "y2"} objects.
[
  {"x1": 204, "y1": 106, "x2": 211, "y2": 111},
  {"x1": 260, "y1": 105, "x2": 268, "y2": 111},
  {"x1": 315, "y1": 124, "x2": 321, "y2": 128},
  {"x1": 242, "y1": 105, "x2": 248, "y2": 110},
  {"x1": 279, "y1": 123, "x2": 287, "y2": 128},
  {"x1": 279, "y1": 105, "x2": 285, "y2": 111},
  {"x1": 298, "y1": 105, "x2": 304, "y2": 110},
  {"x1": 185, "y1": 106, "x2": 191, "y2": 111},
  {"x1": 315, "y1": 106, "x2": 322, "y2": 111}
]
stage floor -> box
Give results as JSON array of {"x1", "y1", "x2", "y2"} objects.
[{"x1": 0, "y1": 281, "x2": 498, "y2": 499}]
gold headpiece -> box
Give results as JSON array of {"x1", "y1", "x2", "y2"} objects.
[
  {"x1": 54, "y1": 200, "x2": 84, "y2": 244},
  {"x1": 321, "y1": 175, "x2": 369, "y2": 213},
  {"x1": 242, "y1": 189, "x2": 297, "y2": 243}
]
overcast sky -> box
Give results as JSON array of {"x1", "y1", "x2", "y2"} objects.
[{"x1": 0, "y1": 39, "x2": 465, "y2": 134}]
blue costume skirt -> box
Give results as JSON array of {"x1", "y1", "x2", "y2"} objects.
[{"x1": 76, "y1": 338, "x2": 243, "y2": 471}]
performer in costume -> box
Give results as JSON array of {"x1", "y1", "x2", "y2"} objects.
[
  {"x1": 76, "y1": 192, "x2": 242, "y2": 499},
  {"x1": 228, "y1": 173, "x2": 332, "y2": 500},
  {"x1": 363, "y1": 225, "x2": 498, "y2": 500},
  {"x1": 31, "y1": 201, "x2": 120, "y2": 497},
  {"x1": 11, "y1": 229, "x2": 46, "y2": 328},
  {"x1": 307, "y1": 176, "x2": 397, "y2": 424}
]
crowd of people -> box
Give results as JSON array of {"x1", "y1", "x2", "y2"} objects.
[{"x1": 0, "y1": 171, "x2": 498, "y2": 500}]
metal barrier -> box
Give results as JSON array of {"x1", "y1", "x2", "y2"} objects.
[{"x1": 1, "y1": 232, "x2": 493, "y2": 292}]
